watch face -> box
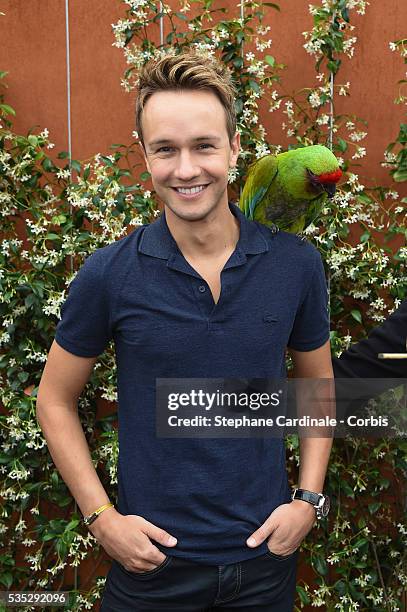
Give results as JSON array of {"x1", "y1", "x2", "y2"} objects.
[{"x1": 321, "y1": 495, "x2": 330, "y2": 517}]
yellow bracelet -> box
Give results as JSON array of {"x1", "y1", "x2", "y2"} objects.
[{"x1": 83, "y1": 502, "x2": 114, "y2": 526}]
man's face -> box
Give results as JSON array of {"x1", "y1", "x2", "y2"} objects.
[{"x1": 141, "y1": 89, "x2": 240, "y2": 223}]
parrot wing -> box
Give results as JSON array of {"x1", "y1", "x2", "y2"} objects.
[{"x1": 239, "y1": 155, "x2": 279, "y2": 220}]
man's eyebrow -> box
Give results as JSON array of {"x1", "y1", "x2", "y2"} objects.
[{"x1": 148, "y1": 136, "x2": 222, "y2": 147}]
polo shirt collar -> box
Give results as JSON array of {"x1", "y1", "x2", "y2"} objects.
[{"x1": 138, "y1": 202, "x2": 269, "y2": 262}]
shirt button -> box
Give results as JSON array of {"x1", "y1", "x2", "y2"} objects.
[{"x1": 198, "y1": 285, "x2": 206, "y2": 293}]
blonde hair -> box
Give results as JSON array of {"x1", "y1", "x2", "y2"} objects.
[{"x1": 135, "y1": 50, "x2": 238, "y2": 149}]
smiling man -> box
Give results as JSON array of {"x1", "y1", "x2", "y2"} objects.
[{"x1": 37, "y1": 50, "x2": 334, "y2": 611}]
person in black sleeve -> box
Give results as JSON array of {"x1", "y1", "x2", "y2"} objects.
[
  {"x1": 332, "y1": 299, "x2": 406, "y2": 428},
  {"x1": 333, "y1": 299, "x2": 407, "y2": 379}
]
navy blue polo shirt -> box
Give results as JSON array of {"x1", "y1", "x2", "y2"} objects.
[{"x1": 55, "y1": 202, "x2": 329, "y2": 565}]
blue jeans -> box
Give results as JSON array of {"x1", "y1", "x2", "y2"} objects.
[{"x1": 100, "y1": 549, "x2": 298, "y2": 611}]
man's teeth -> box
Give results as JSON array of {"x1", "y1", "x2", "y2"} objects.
[{"x1": 176, "y1": 185, "x2": 206, "y2": 194}]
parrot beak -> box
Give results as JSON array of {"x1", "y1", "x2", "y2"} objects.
[{"x1": 322, "y1": 183, "x2": 336, "y2": 199}]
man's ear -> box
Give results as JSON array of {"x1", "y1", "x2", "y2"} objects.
[
  {"x1": 140, "y1": 143, "x2": 151, "y2": 174},
  {"x1": 229, "y1": 131, "x2": 240, "y2": 168}
]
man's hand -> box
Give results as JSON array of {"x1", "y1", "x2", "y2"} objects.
[
  {"x1": 246, "y1": 500, "x2": 316, "y2": 556},
  {"x1": 89, "y1": 508, "x2": 177, "y2": 572}
]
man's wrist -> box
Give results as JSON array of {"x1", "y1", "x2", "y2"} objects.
[
  {"x1": 291, "y1": 498, "x2": 317, "y2": 518},
  {"x1": 292, "y1": 487, "x2": 331, "y2": 519},
  {"x1": 87, "y1": 506, "x2": 117, "y2": 539}
]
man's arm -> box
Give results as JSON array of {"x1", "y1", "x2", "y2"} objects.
[
  {"x1": 246, "y1": 340, "x2": 334, "y2": 555},
  {"x1": 36, "y1": 340, "x2": 177, "y2": 571},
  {"x1": 290, "y1": 339, "x2": 334, "y2": 494},
  {"x1": 36, "y1": 340, "x2": 112, "y2": 520}
]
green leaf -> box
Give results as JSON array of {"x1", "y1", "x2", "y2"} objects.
[
  {"x1": 337, "y1": 137, "x2": 347, "y2": 152},
  {"x1": 65, "y1": 519, "x2": 80, "y2": 531},
  {"x1": 51, "y1": 214, "x2": 67, "y2": 225},
  {"x1": 360, "y1": 231, "x2": 370, "y2": 243},
  {"x1": 58, "y1": 151, "x2": 70, "y2": 159},
  {"x1": 296, "y1": 585, "x2": 310, "y2": 604},
  {"x1": 17, "y1": 371, "x2": 29, "y2": 383},
  {"x1": 71, "y1": 160, "x2": 81, "y2": 173},
  {"x1": 0, "y1": 103, "x2": 16, "y2": 116},
  {"x1": 396, "y1": 123, "x2": 407, "y2": 144},
  {"x1": 312, "y1": 554, "x2": 328, "y2": 576},
  {"x1": 351, "y1": 309, "x2": 362, "y2": 324},
  {"x1": 327, "y1": 59, "x2": 341, "y2": 74},
  {"x1": 25, "y1": 294, "x2": 37, "y2": 309},
  {"x1": 334, "y1": 580, "x2": 346, "y2": 595},
  {"x1": 42, "y1": 533, "x2": 55, "y2": 542},
  {"x1": 265, "y1": 55, "x2": 275, "y2": 67},
  {"x1": 356, "y1": 193, "x2": 373, "y2": 204},
  {"x1": 0, "y1": 572, "x2": 13, "y2": 588},
  {"x1": 393, "y1": 384, "x2": 405, "y2": 401},
  {"x1": 262, "y1": 2, "x2": 280, "y2": 9},
  {"x1": 140, "y1": 171, "x2": 151, "y2": 181},
  {"x1": 368, "y1": 502, "x2": 381, "y2": 514},
  {"x1": 42, "y1": 157, "x2": 55, "y2": 172},
  {"x1": 248, "y1": 79, "x2": 260, "y2": 93},
  {"x1": 354, "y1": 537, "x2": 369, "y2": 549},
  {"x1": 393, "y1": 169, "x2": 407, "y2": 182}
]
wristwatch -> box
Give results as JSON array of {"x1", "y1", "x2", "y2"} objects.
[{"x1": 292, "y1": 488, "x2": 330, "y2": 519}]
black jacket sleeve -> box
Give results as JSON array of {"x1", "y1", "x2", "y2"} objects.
[
  {"x1": 332, "y1": 300, "x2": 407, "y2": 418},
  {"x1": 333, "y1": 299, "x2": 407, "y2": 379}
]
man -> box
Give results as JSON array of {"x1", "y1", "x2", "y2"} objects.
[{"x1": 36, "y1": 51, "x2": 334, "y2": 611}]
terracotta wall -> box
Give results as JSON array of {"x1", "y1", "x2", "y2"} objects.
[{"x1": 2, "y1": 0, "x2": 406, "y2": 195}]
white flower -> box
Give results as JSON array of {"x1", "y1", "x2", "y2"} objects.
[
  {"x1": 309, "y1": 91, "x2": 321, "y2": 108},
  {"x1": 389, "y1": 41, "x2": 397, "y2": 51},
  {"x1": 352, "y1": 146, "x2": 366, "y2": 159},
  {"x1": 228, "y1": 167, "x2": 239, "y2": 184}
]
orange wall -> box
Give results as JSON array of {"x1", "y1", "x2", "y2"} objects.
[{"x1": 1, "y1": 0, "x2": 406, "y2": 198}]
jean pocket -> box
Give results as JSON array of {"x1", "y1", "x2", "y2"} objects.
[
  {"x1": 265, "y1": 548, "x2": 298, "y2": 561},
  {"x1": 116, "y1": 555, "x2": 173, "y2": 580}
]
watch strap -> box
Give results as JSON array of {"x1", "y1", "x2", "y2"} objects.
[{"x1": 292, "y1": 488, "x2": 322, "y2": 506}]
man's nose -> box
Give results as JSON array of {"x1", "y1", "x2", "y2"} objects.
[{"x1": 173, "y1": 151, "x2": 200, "y2": 181}]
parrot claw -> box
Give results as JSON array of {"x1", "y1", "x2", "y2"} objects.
[{"x1": 296, "y1": 233, "x2": 307, "y2": 245}]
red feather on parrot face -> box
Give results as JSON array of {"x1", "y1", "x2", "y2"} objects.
[{"x1": 318, "y1": 168, "x2": 343, "y2": 183}]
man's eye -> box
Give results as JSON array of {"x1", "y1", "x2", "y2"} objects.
[
  {"x1": 156, "y1": 146, "x2": 173, "y2": 153},
  {"x1": 198, "y1": 144, "x2": 213, "y2": 150}
]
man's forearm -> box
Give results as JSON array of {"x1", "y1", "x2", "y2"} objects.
[
  {"x1": 36, "y1": 404, "x2": 111, "y2": 518},
  {"x1": 298, "y1": 437, "x2": 333, "y2": 492}
]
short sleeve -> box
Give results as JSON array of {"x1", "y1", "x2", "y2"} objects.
[
  {"x1": 287, "y1": 251, "x2": 330, "y2": 351},
  {"x1": 54, "y1": 251, "x2": 112, "y2": 357}
]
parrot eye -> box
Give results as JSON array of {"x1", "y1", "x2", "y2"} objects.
[{"x1": 306, "y1": 169, "x2": 321, "y2": 187}]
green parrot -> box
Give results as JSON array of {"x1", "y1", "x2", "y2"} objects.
[{"x1": 239, "y1": 145, "x2": 342, "y2": 234}]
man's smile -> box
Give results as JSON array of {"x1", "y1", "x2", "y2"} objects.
[{"x1": 171, "y1": 184, "x2": 210, "y2": 199}]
